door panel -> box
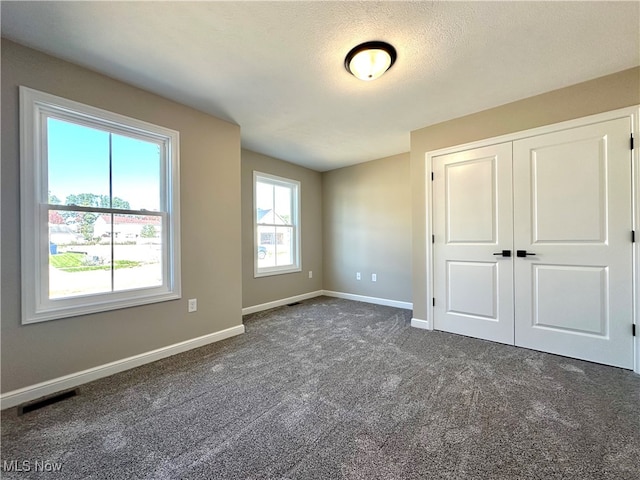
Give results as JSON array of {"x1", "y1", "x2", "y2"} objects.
[
  {"x1": 446, "y1": 158, "x2": 496, "y2": 243},
  {"x1": 433, "y1": 143, "x2": 514, "y2": 345},
  {"x1": 532, "y1": 265, "x2": 607, "y2": 336},
  {"x1": 513, "y1": 117, "x2": 632, "y2": 368},
  {"x1": 447, "y1": 261, "x2": 498, "y2": 319},
  {"x1": 530, "y1": 137, "x2": 607, "y2": 243}
]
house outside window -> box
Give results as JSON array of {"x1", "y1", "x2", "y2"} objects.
[
  {"x1": 20, "y1": 86, "x2": 181, "y2": 324},
  {"x1": 253, "y1": 172, "x2": 300, "y2": 277}
]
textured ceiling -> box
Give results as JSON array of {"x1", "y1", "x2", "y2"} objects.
[{"x1": 2, "y1": 1, "x2": 639, "y2": 171}]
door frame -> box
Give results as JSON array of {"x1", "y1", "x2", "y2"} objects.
[{"x1": 417, "y1": 106, "x2": 640, "y2": 374}]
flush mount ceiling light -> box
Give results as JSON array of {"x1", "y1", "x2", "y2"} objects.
[{"x1": 345, "y1": 41, "x2": 397, "y2": 81}]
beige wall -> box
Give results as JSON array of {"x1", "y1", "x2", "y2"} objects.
[
  {"x1": 241, "y1": 150, "x2": 323, "y2": 308},
  {"x1": 410, "y1": 67, "x2": 640, "y2": 321},
  {"x1": 1, "y1": 40, "x2": 243, "y2": 393},
  {"x1": 323, "y1": 153, "x2": 412, "y2": 303}
]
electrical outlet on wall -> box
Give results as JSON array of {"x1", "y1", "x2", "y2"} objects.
[
  {"x1": 356, "y1": 272, "x2": 361, "y2": 280},
  {"x1": 308, "y1": 271, "x2": 313, "y2": 279},
  {"x1": 372, "y1": 273, "x2": 377, "y2": 282},
  {"x1": 188, "y1": 298, "x2": 197, "y2": 313}
]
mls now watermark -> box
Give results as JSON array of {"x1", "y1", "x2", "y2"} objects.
[{"x1": 2, "y1": 460, "x2": 63, "y2": 472}]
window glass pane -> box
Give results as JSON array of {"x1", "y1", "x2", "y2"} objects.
[
  {"x1": 113, "y1": 214, "x2": 163, "y2": 291},
  {"x1": 256, "y1": 181, "x2": 274, "y2": 224},
  {"x1": 112, "y1": 134, "x2": 161, "y2": 211},
  {"x1": 274, "y1": 185, "x2": 292, "y2": 225},
  {"x1": 47, "y1": 118, "x2": 110, "y2": 207},
  {"x1": 49, "y1": 210, "x2": 111, "y2": 298},
  {"x1": 257, "y1": 225, "x2": 276, "y2": 269},
  {"x1": 274, "y1": 226, "x2": 294, "y2": 266}
]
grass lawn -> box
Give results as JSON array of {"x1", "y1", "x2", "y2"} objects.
[{"x1": 50, "y1": 252, "x2": 141, "y2": 272}]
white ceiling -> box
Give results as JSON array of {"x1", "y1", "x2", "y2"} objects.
[{"x1": 2, "y1": 1, "x2": 639, "y2": 171}]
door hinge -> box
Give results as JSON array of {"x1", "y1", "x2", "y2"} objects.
[
  {"x1": 432, "y1": 297, "x2": 435, "y2": 307},
  {"x1": 432, "y1": 234, "x2": 435, "y2": 243},
  {"x1": 631, "y1": 133, "x2": 634, "y2": 150},
  {"x1": 633, "y1": 230, "x2": 636, "y2": 243},
  {"x1": 431, "y1": 172, "x2": 434, "y2": 181},
  {"x1": 633, "y1": 324, "x2": 636, "y2": 337}
]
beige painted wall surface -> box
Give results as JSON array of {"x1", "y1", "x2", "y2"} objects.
[
  {"x1": 410, "y1": 67, "x2": 640, "y2": 321},
  {"x1": 323, "y1": 153, "x2": 411, "y2": 303},
  {"x1": 1, "y1": 40, "x2": 242, "y2": 393},
  {"x1": 241, "y1": 150, "x2": 323, "y2": 308}
]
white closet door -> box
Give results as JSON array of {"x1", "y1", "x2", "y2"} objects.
[
  {"x1": 433, "y1": 143, "x2": 515, "y2": 345},
  {"x1": 513, "y1": 117, "x2": 633, "y2": 368}
]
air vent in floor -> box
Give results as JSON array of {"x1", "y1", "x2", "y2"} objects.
[{"x1": 17, "y1": 389, "x2": 79, "y2": 416}]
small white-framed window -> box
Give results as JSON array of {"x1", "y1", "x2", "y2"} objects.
[
  {"x1": 20, "y1": 86, "x2": 181, "y2": 324},
  {"x1": 253, "y1": 171, "x2": 301, "y2": 277}
]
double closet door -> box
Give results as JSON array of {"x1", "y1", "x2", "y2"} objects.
[{"x1": 432, "y1": 117, "x2": 633, "y2": 368}]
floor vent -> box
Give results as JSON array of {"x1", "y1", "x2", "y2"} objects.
[
  {"x1": 287, "y1": 302, "x2": 301, "y2": 306},
  {"x1": 18, "y1": 389, "x2": 79, "y2": 416}
]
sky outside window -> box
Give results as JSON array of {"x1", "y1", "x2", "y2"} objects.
[{"x1": 47, "y1": 117, "x2": 161, "y2": 210}]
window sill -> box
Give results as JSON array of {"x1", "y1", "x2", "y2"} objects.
[
  {"x1": 254, "y1": 266, "x2": 302, "y2": 278},
  {"x1": 24, "y1": 290, "x2": 181, "y2": 325}
]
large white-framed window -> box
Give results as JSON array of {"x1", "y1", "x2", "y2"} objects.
[
  {"x1": 253, "y1": 171, "x2": 301, "y2": 277},
  {"x1": 20, "y1": 86, "x2": 181, "y2": 324}
]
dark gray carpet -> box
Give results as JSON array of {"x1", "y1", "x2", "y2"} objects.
[{"x1": 1, "y1": 296, "x2": 639, "y2": 479}]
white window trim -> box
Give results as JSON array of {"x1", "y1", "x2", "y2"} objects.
[
  {"x1": 253, "y1": 171, "x2": 301, "y2": 277},
  {"x1": 20, "y1": 86, "x2": 181, "y2": 324}
]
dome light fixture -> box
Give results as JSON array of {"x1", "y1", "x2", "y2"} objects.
[{"x1": 345, "y1": 41, "x2": 397, "y2": 81}]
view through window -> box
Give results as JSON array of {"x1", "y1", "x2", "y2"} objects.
[
  {"x1": 254, "y1": 172, "x2": 300, "y2": 276},
  {"x1": 47, "y1": 118, "x2": 164, "y2": 298}
]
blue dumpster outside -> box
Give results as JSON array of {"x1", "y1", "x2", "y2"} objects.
[{"x1": 49, "y1": 242, "x2": 58, "y2": 255}]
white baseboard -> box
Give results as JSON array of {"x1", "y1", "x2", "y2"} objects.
[
  {"x1": 242, "y1": 290, "x2": 324, "y2": 315},
  {"x1": 243, "y1": 290, "x2": 413, "y2": 315},
  {"x1": 411, "y1": 317, "x2": 432, "y2": 330},
  {"x1": 0, "y1": 324, "x2": 245, "y2": 410},
  {"x1": 322, "y1": 290, "x2": 413, "y2": 310},
  {"x1": 635, "y1": 335, "x2": 640, "y2": 375}
]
